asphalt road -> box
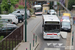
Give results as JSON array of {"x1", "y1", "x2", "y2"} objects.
[
  {"x1": 17, "y1": 14, "x2": 71, "y2": 50},
  {"x1": 35, "y1": 15, "x2": 67, "y2": 50}
]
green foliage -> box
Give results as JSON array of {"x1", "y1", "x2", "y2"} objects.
[
  {"x1": 0, "y1": 16, "x2": 3, "y2": 27},
  {"x1": 9, "y1": 5, "x2": 15, "y2": 13},
  {"x1": 68, "y1": 0, "x2": 75, "y2": 10},
  {"x1": 0, "y1": 36, "x2": 4, "y2": 41},
  {"x1": 57, "y1": 2, "x2": 60, "y2": 5},
  {"x1": 1, "y1": 0, "x2": 19, "y2": 13},
  {"x1": 29, "y1": 8, "x2": 34, "y2": 15},
  {"x1": 18, "y1": 5, "x2": 24, "y2": 9}
]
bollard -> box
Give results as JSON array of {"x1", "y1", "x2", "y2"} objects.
[
  {"x1": 33, "y1": 33, "x2": 35, "y2": 39},
  {"x1": 30, "y1": 43, "x2": 31, "y2": 50},
  {"x1": 72, "y1": 31, "x2": 74, "y2": 45},
  {"x1": 26, "y1": 48, "x2": 27, "y2": 50},
  {"x1": 36, "y1": 36, "x2": 37, "y2": 43},
  {"x1": 72, "y1": 37, "x2": 73, "y2": 45},
  {"x1": 33, "y1": 39, "x2": 34, "y2": 47}
]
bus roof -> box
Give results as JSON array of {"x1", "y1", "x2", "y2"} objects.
[
  {"x1": 33, "y1": 5, "x2": 41, "y2": 7},
  {"x1": 43, "y1": 15, "x2": 60, "y2": 22}
]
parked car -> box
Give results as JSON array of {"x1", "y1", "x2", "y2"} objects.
[
  {"x1": 0, "y1": 19, "x2": 12, "y2": 24},
  {"x1": 13, "y1": 9, "x2": 30, "y2": 19},
  {"x1": 0, "y1": 14, "x2": 18, "y2": 24},
  {"x1": 0, "y1": 23, "x2": 17, "y2": 37},
  {"x1": 15, "y1": 9, "x2": 25, "y2": 15},
  {"x1": 61, "y1": 19, "x2": 71, "y2": 32},
  {"x1": 47, "y1": 9, "x2": 56, "y2": 15},
  {"x1": 60, "y1": 16, "x2": 70, "y2": 22},
  {"x1": 10, "y1": 13, "x2": 24, "y2": 23}
]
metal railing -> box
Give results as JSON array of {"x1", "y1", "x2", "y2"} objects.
[{"x1": 0, "y1": 24, "x2": 23, "y2": 50}]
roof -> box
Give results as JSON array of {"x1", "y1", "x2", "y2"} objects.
[
  {"x1": 33, "y1": 5, "x2": 41, "y2": 7},
  {"x1": 43, "y1": 15, "x2": 60, "y2": 22}
]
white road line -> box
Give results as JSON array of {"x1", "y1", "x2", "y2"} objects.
[{"x1": 44, "y1": 48, "x2": 60, "y2": 50}]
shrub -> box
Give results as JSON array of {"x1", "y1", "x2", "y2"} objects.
[
  {"x1": 9, "y1": 5, "x2": 15, "y2": 13},
  {"x1": 29, "y1": 8, "x2": 34, "y2": 15},
  {"x1": 18, "y1": 5, "x2": 24, "y2": 9}
]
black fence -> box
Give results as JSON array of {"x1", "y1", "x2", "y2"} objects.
[{"x1": 0, "y1": 24, "x2": 23, "y2": 50}]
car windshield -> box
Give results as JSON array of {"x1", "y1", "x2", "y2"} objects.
[
  {"x1": 44, "y1": 25, "x2": 60, "y2": 33},
  {"x1": 62, "y1": 22, "x2": 70, "y2": 26},
  {"x1": 35, "y1": 7, "x2": 42, "y2": 12}
]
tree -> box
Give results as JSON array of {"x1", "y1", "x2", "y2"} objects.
[
  {"x1": 68, "y1": 0, "x2": 75, "y2": 10},
  {"x1": 1, "y1": 0, "x2": 19, "y2": 13}
]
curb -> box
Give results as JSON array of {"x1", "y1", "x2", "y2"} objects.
[
  {"x1": 33, "y1": 42, "x2": 39, "y2": 50},
  {"x1": 70, "y1": 31, "x2": 72, "y2": 50},
  {"x1": 13, "y1": 43, "x2": 21, "y2": 50}
]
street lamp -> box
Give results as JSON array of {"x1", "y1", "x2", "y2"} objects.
[
  {"x1": 25, "y1": 0, "x2": 27, "y2": 42},
  {"x1": 0, "y1": 0, "x2": 2, "y2": 14}
]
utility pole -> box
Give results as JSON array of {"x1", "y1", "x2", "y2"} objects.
[{"x1": 25, "y1": 0, "x2": 27, "y2": 42}]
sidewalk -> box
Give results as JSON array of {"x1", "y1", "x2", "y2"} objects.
[{"x1": 13, "y1": 16, "x2": 41, "y2": 50}]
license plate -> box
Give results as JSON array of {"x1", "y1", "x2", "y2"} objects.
[{"x1": 50, "y1": 36, "x2": 53, "y2": 38}]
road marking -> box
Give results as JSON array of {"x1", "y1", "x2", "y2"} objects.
[
  {"x1": 58, "y1": 43, "x2": 63, "y2": 46},
  {"x1": 44, "y1": 48, "x2": 60, "y2": 50},
  {"x1": 47, "y1": 43, "x2": 52, "y2": 46},
  {"x1": 47, "y1": 43, "x2": 64, "y2": 46},
  {"x1": 53, "y1": 43, "x2": 57, "y2": 46}
]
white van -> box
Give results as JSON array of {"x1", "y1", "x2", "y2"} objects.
[{"x1": 0, "y1": 14, "x2": 18, "y2": 24}]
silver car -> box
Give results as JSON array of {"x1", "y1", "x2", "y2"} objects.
[{"x1": 61, "y1": 21, "x2": 71, "y2": 32}]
